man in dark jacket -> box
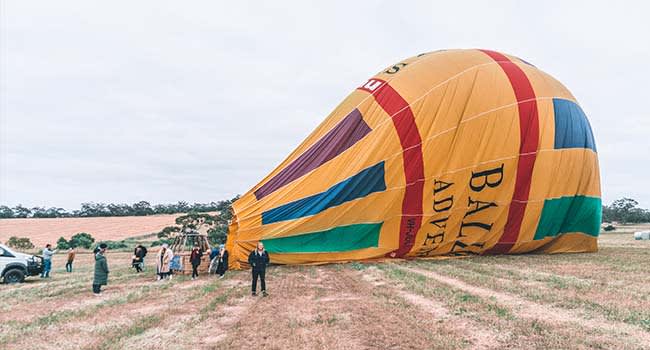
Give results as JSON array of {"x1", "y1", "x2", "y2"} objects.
[
  {"x1": 93, "y1": 243, "x2": 109, "y2": 296},
  {"x1": 248, "y1": 242, "x2": 270, "y2": 296}
]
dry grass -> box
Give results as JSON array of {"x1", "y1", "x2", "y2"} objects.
[
  {"x1": 1, "y1": 230, "x2": 649, "y2": 349},
  {"x1": 0, "y1": 214, "x2": 187, "y2": 246}
]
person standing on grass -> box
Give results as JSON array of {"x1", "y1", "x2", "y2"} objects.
[
  {"x1": 132, "y1": 246, "x2": 144, "y2": 273},
  {"x1": 215, "y1": 244, "x2": 229, "y2": 279},
  {"x1": 65, "y1": 247, "x2": 75, "y2": 273},
  {"x1": 40, "y1": 244, "x2": 57, "y2": 278},
  {"x1": 156, "y1": 243, "x2": 173, "y2": 280},
  {"x1": 93, "y1": 243, "x2": 109, "y2": 296},
  {"x1": 190, "y1": 244, "x2": 203, "y2": 280},
  {"x1": 134, "y1": 244, "x2": 148, "y2": 269},
  {"x1": 248, "y1": 242, "x2": 270, "y2": 297}
]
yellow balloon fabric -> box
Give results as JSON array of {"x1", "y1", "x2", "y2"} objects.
[{"x1": 226, "y1": 49, "x2": 601, "y2": 269}]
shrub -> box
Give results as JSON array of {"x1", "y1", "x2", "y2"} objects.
[
  {"x1": 56, "y1": 236, "x2": 71, "y2": 249},
  {"x1": 99, "y1": 240, "x2": 128, "y2": 250},
  {"x1": 69, "y1": 232, "x2": 95, "y2": 249},
  {"x1": 151, "y1": 239, "x2": 173, "y2": 247},
  {"x1": 6, "y1": 236, "x2": 35, "y2": 250},
  {"x1": 157, "y1": 226, "x2": 180, "y2": 239}
]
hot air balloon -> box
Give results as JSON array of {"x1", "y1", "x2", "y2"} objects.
[{"x1": 225, "y1": 49, "x2": 601, "y2": 268}]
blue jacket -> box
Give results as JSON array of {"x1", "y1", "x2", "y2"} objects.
[{"x1": 209, "y1": 248, "x2": 219, "y2": 260}]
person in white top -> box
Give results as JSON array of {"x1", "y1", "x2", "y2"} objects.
[{"x1": 41, "y1": 244, "x2": 57, "y2": 278}]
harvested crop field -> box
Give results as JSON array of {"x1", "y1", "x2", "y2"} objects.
[
  {"x1": 1, "y1": 232, "x2": 649, "y2": 350},
  {"x1": 0, "y1": 214, "x2": 189, "y2": 246}
]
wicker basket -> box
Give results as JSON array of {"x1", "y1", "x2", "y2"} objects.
[{"x1": 169, "y1": 233, "x2": 212, "y2": 275}]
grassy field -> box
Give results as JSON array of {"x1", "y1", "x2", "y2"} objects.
[
  {"x1": 1, "y1": 232, "x2": 649, "y2": 350},
  {"x1": 0, "y1": 214, "x2": 188, "y2": 246}
]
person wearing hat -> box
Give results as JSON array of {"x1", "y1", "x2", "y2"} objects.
[
  {"x1": 215, "y1": 244, "x2": 229, "y2": 279},
  {"x1": 93, "y1": 243, "x2": 109, "y2": 296}
]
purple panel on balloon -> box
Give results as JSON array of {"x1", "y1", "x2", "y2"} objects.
[{"x1": 254, "y1": 108, "x2": 371, "y2": 200}]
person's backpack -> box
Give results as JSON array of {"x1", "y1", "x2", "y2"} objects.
[
  {"x1": 141, "y1": 246, "x2": 148, "y2": 257},
  {"x1": 169, "y1": 255, "x2": 182, "y2": 270}
]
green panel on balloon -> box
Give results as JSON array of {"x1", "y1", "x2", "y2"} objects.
[
  {"x1": 262, "y1": 223, "x2": 382, "y2": 253},
  {"x1": 534, "y1": 196, "x2": 602, "y2": 240}
]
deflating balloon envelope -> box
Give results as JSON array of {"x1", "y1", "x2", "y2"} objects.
[{"x1": 226, "y1": 49, "x2": 601, "y2": 269}]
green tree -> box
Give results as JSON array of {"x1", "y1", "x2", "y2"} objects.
[
  {"x1": 12, "y1": 205, "x2": 32, "y2": 218},
  {"x1": 56, "y1": 237, "x2": 70, "y2": 249},
  {"x1": 157, "y1": 225, "x2": 181, "y2": 239},
  {"x1": 100, "y1": 240, "x2": 128, "y2": 249},
  {"x1": 207, "y1": 196, "x2": 238, "y2": 244},
  {"x1": 69, "y1": 232, "x2": 95, "y2": 249},
  {"x1": 0, "y1": 205, "x2": 14, "y2": 218},
  {"x1": 602, "y1": 205, "x2": 613, "y2": 223},
  {"x1": 175, "y1": 212, "x2": 216, "y2": 232},
  {"x1": 611, "y1": 198, "x2": 639, "y2": 224},
  {"x1": 207, "y1": 223, "x2": 228, "y2": 244},
  {"x1": 6, "y1": 236, "x2": 35, "y2": 250},
  {"x1": 132, "y1": 201, "x2": 154, "y2": 216},
  {"x1": 32, "y1": 207, "x2": 68, "y2": 218},
  {"x1": 151, "y1": 239, "x2": 173, "y2": 247},
  {"x1": 175, "y1": 201, "x2": 190, "y2": 213},
  {"x1": 107, "y1": 203, "x2": 131, "y2": 216}
]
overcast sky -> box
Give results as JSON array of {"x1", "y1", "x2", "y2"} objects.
[{"x1": 1, "y1": 1, "x2": 649, "y2": 210}]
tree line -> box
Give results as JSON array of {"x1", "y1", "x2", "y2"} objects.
[
  {"x1": 0, "y1": 199, "x2": 238, "y2": 219},
  {"x1": 4, "y1": 196, "x2": 237, "y2": 250},
  {"x1": 602, "y1": 198, "x2": 650, "y2": 224}
]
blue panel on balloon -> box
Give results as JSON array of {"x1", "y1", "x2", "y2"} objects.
[{"x1": 553, "y1": 98, "x2": 597, "y2": 152}]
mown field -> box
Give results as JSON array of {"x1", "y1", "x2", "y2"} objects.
[
  {"x1": 0, "y1": 214, "x2": 187, "y2": 246},
  {"x1": 1, "y1": 232, "x2": 649, "y2": 350}
]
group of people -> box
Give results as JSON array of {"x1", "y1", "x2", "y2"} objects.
[
  {"x1": 151, "y1": 242, "x2": 231, "y2": 281},
  {"x1": 37, "y1": 240, "x2": 272, "y2": 297},
  {"x1": 40, "y1": 244, "x2": 77, "y2": 278},
  {"x1": 134, "y1": 241, "x2": 270, "y2": 296}
]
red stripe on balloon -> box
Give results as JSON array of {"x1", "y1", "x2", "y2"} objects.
[
  {"x1": 480, "y1": 50, "x2": 540, "y2": 254},
  {"x1": 358, "y1": 79, "x2": 425, "y2": 257}
]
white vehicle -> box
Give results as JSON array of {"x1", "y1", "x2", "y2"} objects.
[
  {"x1": 634, "y1": 231, "x2": 650, "y2": 240},
  {"x1": 0, "y1": 243, "x2": 44, "y2": 283}
]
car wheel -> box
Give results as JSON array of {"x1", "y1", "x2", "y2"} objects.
[{"x1": 4, "y1": 269, "x2": 25, "y2": 284}]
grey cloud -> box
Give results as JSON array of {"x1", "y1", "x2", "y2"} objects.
[{"x1": 1, "y1": 0, "x2": 649, "y2": 209}]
